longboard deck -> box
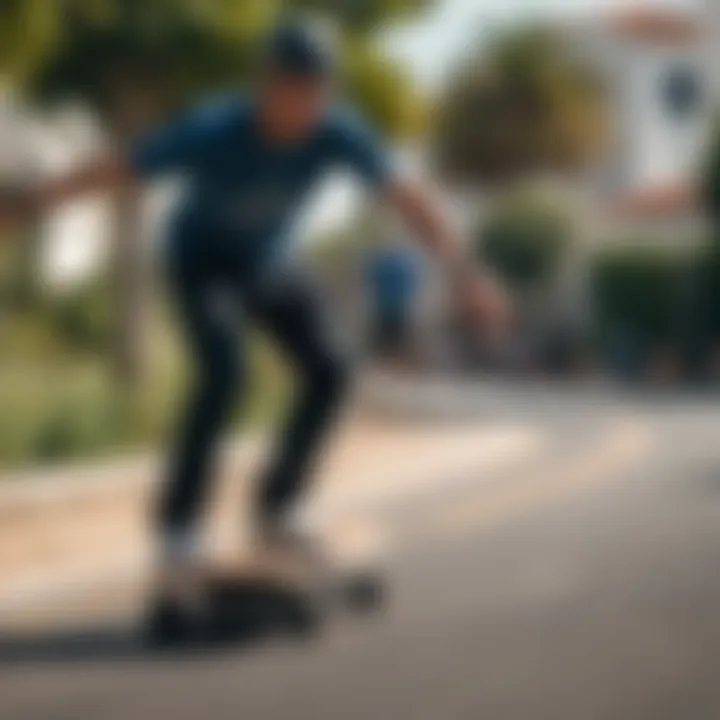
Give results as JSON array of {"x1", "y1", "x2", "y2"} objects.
[{"x1": 146, "y1": 524, "x2": 386, "y2": 648}]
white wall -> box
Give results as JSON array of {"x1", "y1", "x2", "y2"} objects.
[
  {"x1": 622, "y1": 44, "x2": 707, "y2": 190},
  {"x1": 570, "y1": 19, "x2": 710, "y2": 197}
]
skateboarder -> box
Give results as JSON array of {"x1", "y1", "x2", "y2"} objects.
[{"x1": 0, "y1": 21, "x2": 508, "y2": 575}]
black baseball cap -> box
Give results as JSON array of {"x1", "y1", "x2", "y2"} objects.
[{"x1": 262, "y1": 20, "x2": 338, "y2": 81}]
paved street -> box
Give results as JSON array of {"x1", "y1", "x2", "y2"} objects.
[{"x1": 2, "y1": 381, "x2": 720, "y2": 719}]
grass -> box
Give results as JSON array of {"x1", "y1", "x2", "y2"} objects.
[{"x1": 0, "y1": 303, "x2": 291, "y2": 472}]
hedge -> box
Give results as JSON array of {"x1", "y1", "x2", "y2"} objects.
[
  {"x1": 590, "y1": 247, "x2": 692, "y2": 347},
  {"x1": 478, "y1": 194, "x2": 572, "y2": 290}
]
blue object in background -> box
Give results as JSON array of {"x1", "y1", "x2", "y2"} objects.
[{"x1": 365, "y1": 244, "x2": 422, "y2": 320}]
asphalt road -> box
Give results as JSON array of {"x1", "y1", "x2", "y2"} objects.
[{"x1": 2, "y1": 382, "x2": 720, "y2": 720}]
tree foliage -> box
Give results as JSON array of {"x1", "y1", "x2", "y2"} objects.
[
  {"x1": 0, "y1": 0, "x2": 429, "y2": 137},
  {"x1": 478, "y1": 192, "x2": 572, "y2": 290},
  {"x1": 8, "y1": 1, "x2": 273, "y2": 133},
  {"x1": 434, "y1": 26, "x2": 608, "y2": 187},
  {"x1": 285, "y1": 0, "x2": 432, "y2": 35},
  {"x1": 344, "y1": 38, "x2": 426, "y2": 138}
]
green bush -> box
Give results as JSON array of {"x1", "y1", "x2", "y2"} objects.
[
  {"x1": 0, "y1": 278, "x2": 291, "y2": 469},
  {"x1": 478, "y1": 193, "x2": 572, "y2": 289},
  {"x1": 0, "y1": 405, "x2": 38, "y2": 466},
  {"x1": 701, "y1": 116, "x2": 720, "y2": 230},
  {"x1": 590, "y1": 247, "x2": 692, "y2": 347},
  {"x1": 0, "y1": 328, "x2": 290, "y2": 470},
  {"x1": 0, "y1": 277, "x2": 113, "y2": 361},
  {"x1": 32, "y1": 391, "x2": 121, "y2": 462},
  {"x1": 691, "y1": 244, "x2": 720, "y2": 338},
  {"x1": 49, "y1": 280, "x2": 114, "y2": 355},
  {"x1": 0, "y1": 311, "x2": 63, "y2": 360}
]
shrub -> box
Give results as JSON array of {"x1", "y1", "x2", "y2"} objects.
[
  {"x1": 49, "y1": 279, "x2": 114, "y2": 355},
  {"x1": 32, "y1": 391, "x2": 121, "y2": 462},
  {"x1": 478, "y1": 193, "x2": 572, "y2": 290},
  {"x1": 590, "y1": 247, "x2": 692, "y2": 350},
  {"x1": 701, "y1": 116, "x2": 720, "y2": 231}
]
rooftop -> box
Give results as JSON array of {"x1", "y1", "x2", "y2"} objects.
[
  {"x1": 604, "y1": 7, "x2": 702, "y2": 46},
  {"x1": 609, "y1": 182, "x2": 700, "y2": 220}
]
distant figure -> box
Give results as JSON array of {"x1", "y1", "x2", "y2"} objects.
[{"x1": 365, "y1": 241, "x2": 422, "y2": 364}]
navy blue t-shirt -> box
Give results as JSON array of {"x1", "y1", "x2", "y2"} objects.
[{"x1": 131, "y1": 94, "x2": 393, "y2": 272}]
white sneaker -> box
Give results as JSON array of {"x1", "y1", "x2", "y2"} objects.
[
  {"x1": 159, "y1": 528, "x2": 206, "y2": 566},
  {"x1": 254, "y1": 517, "x2": 329, "y2": 571},
  {"x1": 156, "y1": 529, "x2": 207, "y2": 606}
]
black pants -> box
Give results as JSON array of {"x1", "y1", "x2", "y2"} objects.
[{"x1": 157, "y1": 240, "x2": 349, "y2": 534}]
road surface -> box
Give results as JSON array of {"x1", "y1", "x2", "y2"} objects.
[{"x1": 2, "y1": 381, "x2": 720, "y2": 720}]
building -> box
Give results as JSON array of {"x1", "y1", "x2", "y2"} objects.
[{"x1": 567, "y1": 6, "x2": 713, "y2": 246}]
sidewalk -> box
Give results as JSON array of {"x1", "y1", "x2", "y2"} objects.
[{"x1": 0, "y1": 414, "x2": 541, "y2": 602}]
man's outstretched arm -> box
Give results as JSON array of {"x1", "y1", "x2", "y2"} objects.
[
  {"x1": 1, "y1": 98, "x2": 232, "y2": 224},
  {"x1": 0, "y1": 153, "x2": 135, "y2": 228},
  {"x1": 382, "y1": 178, "x2": 511, "y2": 332},
  {"x1": 36, "y1": 154, "x2": 135, "y2": 210}
]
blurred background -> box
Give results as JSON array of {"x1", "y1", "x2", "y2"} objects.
[
  {"x1": 3, "y1": 1, "x2": 720, "y2": 719},
  {"x1": 0, "y1": 0, "x2": 717, "y2": 468}
]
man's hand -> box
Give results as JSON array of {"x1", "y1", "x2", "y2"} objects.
[
  {"x1": 454, "y1": 268, "x2": 513, "y2": 337},
  {"x1": 383, "y1": 180, "x2": 512, "y2": 336}
]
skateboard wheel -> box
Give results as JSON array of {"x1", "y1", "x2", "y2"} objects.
[
  {"x1": 282, "y1": 595, "x2": 322, "y2": 637},
  {"x1": 345, "y1": 574, "x2": 385, "y2": 613},
  {"x1": 145, "y1": 596, "x2": 200, "y2": 647}
]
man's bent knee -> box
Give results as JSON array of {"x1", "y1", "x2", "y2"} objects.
[{"x1": 307, "y1": 352, "x2": 350, "y2": 399}]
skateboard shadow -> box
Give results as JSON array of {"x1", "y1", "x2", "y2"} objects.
[
  {"x1": 0, "y1": 571, "x2": 382, "y2": 666},
  {"x1": 0, "y1": 583, "x2": 324, "y2": 667},
  {"x1": 0, "y1": 625, "x2": 153, "y2": 666},
  {"x1": 0, "y1": 617, "x2": 319, "y2": 667}
]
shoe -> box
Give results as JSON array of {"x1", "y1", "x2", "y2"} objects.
[
  {"x1": 253, "y1": 516, "x2": 329, "y2": 572},
  {"x1": 155, "y1": 529, "x2": 206, "y2": 608}
]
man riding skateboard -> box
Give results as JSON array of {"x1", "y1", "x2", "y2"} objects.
[{"x1": 0, "y1": 21, "x2": 508, "y2": 580}]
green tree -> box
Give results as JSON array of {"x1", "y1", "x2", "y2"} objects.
[
  {"x1": 344, "y1": 38, "x2": 426, "y2": 139},
  {"x1": 433, "y1": 26, "x2": 608, "y2": 187},
  {"x1": 286, "y1": 0, "x2": 432, "y2": 34}
]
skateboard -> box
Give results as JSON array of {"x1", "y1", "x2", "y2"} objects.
[{"x1": 145, "y1": 527, "x2": 386, "y2": 647}]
